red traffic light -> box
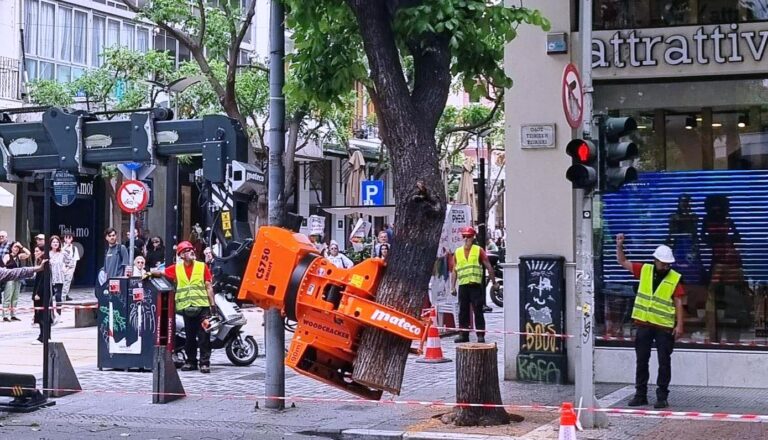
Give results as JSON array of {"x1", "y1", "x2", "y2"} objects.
[
  {"x1": 565, "y1": 138, "x2": 598, "y2": 189},
  {"x1": 566, "y1": 139, "x2": 597, "y2": 164}
]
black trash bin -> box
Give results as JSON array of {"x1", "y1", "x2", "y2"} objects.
[
  {"x1": 517, "y1": 255, "x2": 567, "y2": 384},
  {"x1": 96, "y1": 277, "x2": 157, "y2": 370}
]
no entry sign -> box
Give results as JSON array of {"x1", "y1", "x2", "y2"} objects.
[
  {"x1": 116, "y1": 179, "x2": 149, "y2": 214},
  {"x1": 561, "y1": 63, "x2": 584, "y2": 129}
]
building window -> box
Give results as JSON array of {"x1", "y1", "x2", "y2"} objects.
[
  {"x1": 107, "y1": 18, "x2": 120, "y2": 49},
  {"x1": 137, "y1": 27, "x2": 149, "y2": 53},
  {"x1": 56, "y1": 64, "x2": 71, "y2": 83},
  {"x1": 39, "y1": 61, "x2": 54, "y2": 80},
  {"x1": 24, "y1": 0, "x2": 38, "y2": 56},
  {"x1": 73, "y1": 11, "x2": 87, "y2": 64},
  {"x1": 595, "y1": 78, "x2": 768, "y2": 351},
  {"x1": 122, "y1": 23, "x2": 135, "y2": 51},
  {"x1": 595, "y1": 0, "x2": 768, "y2": 30},
  {"x1": 39, "y1": 1, "x2": 55, "y2": 59},
  {"x1": 92, "y1": 15, "x2": 105, "y2": 67},
  {"x1": 57, "y1": 7, "x2": 72, "y2": 62}
]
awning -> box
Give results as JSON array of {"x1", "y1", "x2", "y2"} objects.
[
  {"x1": 0, "y1": 186, "x2": 13, "y2": 207},
  {"x1": 322, "y1": 205, "x2": 395, "y2": 217}
]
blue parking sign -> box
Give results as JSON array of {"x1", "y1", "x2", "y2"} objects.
[{"x1": 360, "y1": 180, "x2": 385, "y2": 206}]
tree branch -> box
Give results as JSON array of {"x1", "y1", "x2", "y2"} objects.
[
  {"x1": 347, "y1": 0, "x2": 413, "y2": 139},
  {"x1": 444, "y1": 91, "x2": 504, "y2": 136},
  {"x1": 196, "y1": 0, "x2": 207, "y2": 47},
  {"x1": 410, "y1": 35, "x2": 452, "y2": 132}
]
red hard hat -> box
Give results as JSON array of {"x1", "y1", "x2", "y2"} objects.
[
  {"x1": 176, "y1": 241, "x2": 194, "y2": 256},
  {"x1": 460, "y1": 227, "x2": 476, "y2": 237}
]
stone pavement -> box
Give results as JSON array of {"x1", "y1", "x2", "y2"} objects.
[{"x1": 2, "y1": 295, "x2": 768, "y2": 439}]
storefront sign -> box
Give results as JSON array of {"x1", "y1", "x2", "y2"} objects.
[
  {"x1": 521, "y1": 124, "x2": 556, "y2": 149},
  {"x1": 592, "y1": 22, "x2": 768, "y2": 79}
]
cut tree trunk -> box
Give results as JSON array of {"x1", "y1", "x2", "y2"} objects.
[{"x1": 451, "y1": 343, "x2": 511, "y2": 426}]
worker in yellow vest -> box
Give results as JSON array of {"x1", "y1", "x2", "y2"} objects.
[
  {"x1": 616, "y1": 233, "x2": 685, "y2": 409},
  {"x1": 153, "y1": 240, "x2": 216, "y2": 373},
  {"x1": 451, "y1": 226, "x2": 498, "y2": 343}
]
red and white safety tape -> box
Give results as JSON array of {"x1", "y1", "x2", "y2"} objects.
[
  {"x1": 1, "y1": 385, "x2": 767, "y2": 422},
  {"x1": 0, "y1": 304, "x2": 98, "y2": 312},
  {"x1": 597, "y1": 335, "x2": 768, "y2": 349}
]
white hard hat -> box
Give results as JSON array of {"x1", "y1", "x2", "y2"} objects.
[{"x1": 653, "y1": 245, "x2": 675, "y2": 264}]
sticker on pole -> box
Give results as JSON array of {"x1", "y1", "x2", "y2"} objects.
[
  {"x1": 116, "y1": 179, "x2": 149, "y2": 214},
  {"x1": 561, "y1": 63, "x2": 584, "y2": 129}
]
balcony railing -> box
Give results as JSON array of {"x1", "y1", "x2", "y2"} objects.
[
  {"x1": 352, "y1": 117, "x2": 379, "y2": 140},
  {"x1": 0, "y1": 57, "x2": 20, "y2": 101}
]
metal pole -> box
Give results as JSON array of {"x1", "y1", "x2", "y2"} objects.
[
  {"x1": 575, "y1": 0, "x2": 606, "y2": 428},
  {"x1": 580, "y1": 0, "x2": 594, "y2": 139},
  {"x1": 477, "y1": 137, "x2": 488, "y2": 298},
  {"x1": 42, "y1": 174, "x2": 52, "y2": 397},
  {"x1": 265, "y1": 0, "x2": 286, "y2": 411},
  {"x1": 128, "y1": 170, "x2": 136, "y2": 270},
  {"x1": 164, "y1": 158, "x2": 179, "y2": 265}
]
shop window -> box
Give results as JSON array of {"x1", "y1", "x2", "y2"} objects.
[
  {"x1": 599, "y1": 171, "x2": 768, "y2": 350},
  {"x1": 594, "y1": 0, "x2": 768, "y2": 30},
  {"x1": 665, "y1": 113, "x2": 704, "y2": 170}
]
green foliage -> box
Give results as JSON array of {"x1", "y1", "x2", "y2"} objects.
[
  {"x1": 285, "y1": 1, "x2": 368, "y2": 109},
  {"x1": 27, "y1": 80, "x2": 73, "y2": 107},
  {"x1": 287, "y1": 0, "x2": 550, "y2": 106}
]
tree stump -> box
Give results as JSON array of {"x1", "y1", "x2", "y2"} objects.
[{"x1": 449, "y1": 343, "x2": 512, "y2": 426}]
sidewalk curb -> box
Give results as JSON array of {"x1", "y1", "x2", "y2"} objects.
[{"x1": 341, "y1": 429, "x2": 524, "y2": 440}]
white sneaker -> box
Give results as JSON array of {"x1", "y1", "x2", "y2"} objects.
[{"x1": 31, "y1": 340, "x2": 42, "y2": 345}]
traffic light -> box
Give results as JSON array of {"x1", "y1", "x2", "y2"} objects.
[
  {"x1": 565, "y1": 138, "x2": 598, "y2": 190},
  {"x1": 601, "y1": 117, "x2": 639, "y2": 192}
]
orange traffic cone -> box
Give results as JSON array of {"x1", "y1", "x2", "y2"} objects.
[
  {"x1": 416, "y1": 308, "x2": 451, "y2": 363},
  {"x1": 558, "y1": 402, "x2": 578, "y2": 440}
]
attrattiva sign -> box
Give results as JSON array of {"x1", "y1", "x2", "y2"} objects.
[{"x1": 591, "y1": 22, "x2": 768, "y2": 79}]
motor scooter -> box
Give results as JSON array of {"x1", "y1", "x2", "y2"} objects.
[
  {"x1": 173, "y1": 292, "x2": 258, "y2": 367},
  {"x1": 487, "y1": 251, "x2": 504, "y2": 308}
]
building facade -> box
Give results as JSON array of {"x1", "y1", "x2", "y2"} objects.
[{"x1": 504, "y1": 0, "x2": 768, "y2": 388}]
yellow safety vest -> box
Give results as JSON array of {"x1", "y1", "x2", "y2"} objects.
[
  {"x1": 455, "y1": 245, "x2": 483, "y2": 286},
  {"x1": 175, "y1": 262, "x2": 210, "y2": 310},
  {"x1": 631, "y1": 264, "x2": 680, "y2": 329}
]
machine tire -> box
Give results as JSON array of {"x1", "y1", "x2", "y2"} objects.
[
  {"x1": 226, "y1": 335, "x2": 258, "y2": 366},
  {"x1": 490, "y1": 281, "x2": 504, "y2": 308}
]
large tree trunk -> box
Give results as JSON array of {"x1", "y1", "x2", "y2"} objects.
[
  {"x1": 446, "y1": 343, "x2": 511, "y2": 426},
  {"x1": 351, "y1": 131, "x2": 445, "y2": 393},
  {"x1": 348, "y1": 0, "x2": 451, "y2": 394}
]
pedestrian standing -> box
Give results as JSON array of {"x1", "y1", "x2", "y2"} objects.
[
  {"x1": 101, "y1": 228, "x2": 129, "y2": 283},
  {"x1": 616, "y1": 233, "x2": 685, "y2": 409},
  {"x1": 326, "y1": 240, "x2": 354, "y2": 268},
  {"x1": 377, "y1": 243, "x2": 390, "y2": 261},
  {"x1": 33, "y1": 233, "x2": 45, "y2": 250},
  {"x1": 451, "y1": 227, "x2": 498, "y2": 343},
  {"x1": 145, "y1": 236, "x2": 165, "y2": 269},
  {"x1": 2, "y1": 242, "x2": 30, "y2": 321},
  {"x1": 132, "y1": 256, "x2": 147, "y2": 278},
  {"x1": 30, "y1": 245, "x2": 51, "y2": 342},
  {"x1": 0, "y1": 230, "x2": 11, "y2": 303},
  {"x1": 152, "y1": 241, "x2": 216, "y2": 373},
  {"x1": 48, "y1": 235, "x2": 72, "y2": 322},
  {"x1": 124, "y1": 229, "x2": 146, "y2": 258},
  {"x1": 373, "y1": 230, "x2": 389, "y2": 258},
  {"x1": 61, "y1": 232, "x2": 80, "y2": 301}
]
